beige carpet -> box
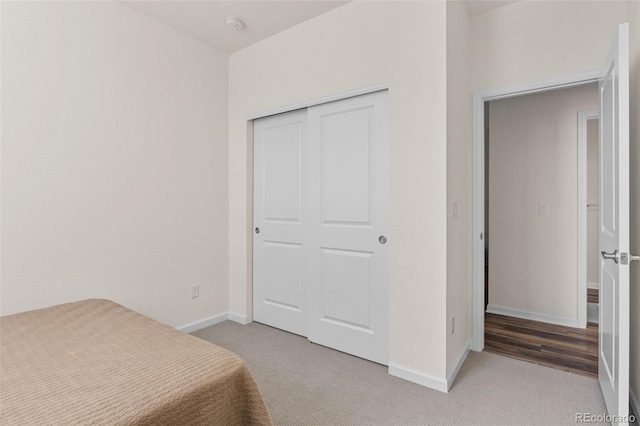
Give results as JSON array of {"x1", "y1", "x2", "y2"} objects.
[{"x1": 193, "y1": 321, "x2": 610, "y2": 425}]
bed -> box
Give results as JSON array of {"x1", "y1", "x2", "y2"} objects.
[{"x1": 0, "y1": 299, "x2": 271, "y2": 425}]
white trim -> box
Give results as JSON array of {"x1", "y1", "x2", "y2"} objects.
[
  {"x1": 228, "y1": 312, "x2": 249, "y2": 325},
  {"x1": 176, "y1": 312, "x2": 252, "y2": 332},
  {"x1": 471, "y1": 87, "x2": 485, "y2": 352},
  {"x1": 176, "y1": 312, "x2": 229, "y2": 333},
  {"x1": 247, "y1": 82, "x2": 388, "y2": 120},
  {"x1": 587, "y1": 281, "x2": 599, "y2": 290},
  {"x1": 631, "y1": 387, "x2": 640, "y2": 421},
  {"x1": 388, "y1": 363, "x2": 448, "y2": 393},
  {"x1": 475, "y1": 69, "x2": 602, "y2": 103},
  {"x1": 578, "y1": 109, "x2": 600, "y2": 329},
  {"x1": 472, "y1": 70, "x2": 601, "y2": 352},
  {"x1": 446, "y1": 341, "x2": 471, "y2": 391},
  {"x1": 486, "y1": 305, "x2": 578, "y2": 328}
]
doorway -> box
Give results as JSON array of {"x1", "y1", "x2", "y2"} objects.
[
  {"x1": 473, "y1": 24, "x2": 630, "y2": 420},
  {"x1": 579, "y1": 110, "x2": 601, "y2": 326},
  {"x1": 477, "y1": 79, "x2": 600, "y2": 376},
  {"x1": 578, "y1": 109, "x2": 600, "y2": 324},
  {"x1": 471, "y1": 70, "x2": 602, "y2": 352}
]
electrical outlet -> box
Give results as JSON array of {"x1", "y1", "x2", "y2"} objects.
[
  {"x1": 191, "y1": 284, "x2": 199, "y2": 299},
  {"x1": 452, "y1": 317, "x2": 455, "y2": 335}
]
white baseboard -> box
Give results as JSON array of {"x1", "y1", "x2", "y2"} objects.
[
  {"x1": 587, "y1": 281, "x2": 599, "y2": 290},
  {"x1": 228, "y1": 312, "x2": 249, "y2": 325},
  {"x1": 176, "y1": 312, "x2": 229, "y2": 333},
  {"x1": 631, "y1": 386, "x2": 640, "y2": 422},
  {"x1": 446, "y1": 340, "x2": 471, "y2": 391},
  {"x1": 388, "y1": 363, "x2": 448, "y2": 393},
  {"x1": 486, "y1": 305, "x2": 578, "y2": 328},
  {"x1": 176, "y1": 311, "x2": 252, "y2": 332}
]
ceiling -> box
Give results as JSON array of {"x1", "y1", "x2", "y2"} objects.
[
  {"x1": 120, "y1": 1, "x2": 349, "y2": 54},
  {"x1": 463, "y1": 0, "x2": 520, "y2": 15},
  {"x1": 121, "y1": 1, "x2": 520, "y2": 54}
]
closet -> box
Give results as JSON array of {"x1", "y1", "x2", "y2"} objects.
[{"x1": 252, "y1": 90, "x2": 389, "y2": 365}]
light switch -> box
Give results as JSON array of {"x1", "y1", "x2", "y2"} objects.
[
  {"x1": 452, "y1": 202, "x2": 459, "y2": 220},
  {"x1": 539, "y1": 203, "x2": 549, "y2": 215}
]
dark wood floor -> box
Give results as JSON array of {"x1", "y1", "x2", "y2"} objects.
[
  {"x1": 588, "y1": 288, "x2": 599, "y2": 304},
  {"x1": 484, "y1": 313, "x2": 598, "y2": 377}
]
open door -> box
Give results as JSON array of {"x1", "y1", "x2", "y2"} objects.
[{"x1": 598, "y1": 22, "x2": 630, "y2": 425}]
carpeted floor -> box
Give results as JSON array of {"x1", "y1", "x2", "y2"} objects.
[{"x1": 193, "y1": 321, "x2": 611, "y2": 425}]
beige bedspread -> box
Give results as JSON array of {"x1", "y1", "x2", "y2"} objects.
[{"x1": 0, "y1": 299, "x2": 271, "y2": 425}]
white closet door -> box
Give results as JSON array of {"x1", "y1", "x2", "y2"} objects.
[
  {"x1": 253, "y1": 109, "x2": 308, "y2": 336},
  {"x1": 307, "y1": 91, "x2": 389, "y2": 365}
]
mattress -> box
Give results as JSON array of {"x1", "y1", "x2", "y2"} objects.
[{"x1": 0, "y1": 299, "x2": 271, "y2": 425}]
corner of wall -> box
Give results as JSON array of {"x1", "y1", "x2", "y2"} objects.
[
  {"x1": 1, "y1": 1, "x2": 231, "y2": 327},
  {"x1": 445, "y1": 0, "x2": 473, "y2": 378}
]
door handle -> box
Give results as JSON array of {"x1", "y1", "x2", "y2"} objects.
[
  {"x1": 379, "y1": 235, "x2": 387, "y2": 244},
  {"x1": 255, "y1": 227, "x2": 260, "y2": 234},
  {"x1": 601, "y1": 250, "x2": 619, "y2": 263}
]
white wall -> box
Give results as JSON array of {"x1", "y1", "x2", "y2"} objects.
[
  {"x1": 471, "y1": 1, "x2": 627, "y2": 90},
  {"x1": 446, "y1": 0, "x2": 472, "y2": 375},
  {"x1": 0, "y1": 2, "x2": 229, "y2": 328},
  {"x1": 228, "y1": 1, "x2": 449, "y2": 380},
  {"x1": 586, "y1": 118, "x2": 599, "y2": 288},
  {"x1": 488, "y1": 84, "x2": 598, "y2": 322}
]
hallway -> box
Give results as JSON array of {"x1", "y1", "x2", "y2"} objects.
[{"x1": 484, "y1": 313, "x2": 598, "y2": 377}]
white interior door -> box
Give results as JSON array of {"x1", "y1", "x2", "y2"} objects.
[
  {"x1": 253, "y1": 109, "x2": 308, "y2": 336},
  {"x1": 306, "y1": 91, "x2": 389, "y2": 365},
  {"x1": 598, "y1": 22, "x2": 629, "y2": 424}
]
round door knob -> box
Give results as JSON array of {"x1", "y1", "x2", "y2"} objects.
[
  {"x1": 255, "y1": 227, "x2": 260, "y2": 234},
  {"x1": 379, "y1": 235, "x2": 387, "y2": 244}
]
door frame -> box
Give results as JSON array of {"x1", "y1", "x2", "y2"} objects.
[
  {"x1": 577, "y1": 108, "x2": 600, "y2": 328},
  {"x1": 471, "y1": 70, "x2": 602, "y2": 351},
  {"x1": 247, "y1": 82, "x2": 389, "y2": 120}
]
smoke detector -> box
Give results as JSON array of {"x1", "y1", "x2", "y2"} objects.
[{"x1": 226, "y1": 16, "x2": 244, "y2": 31}]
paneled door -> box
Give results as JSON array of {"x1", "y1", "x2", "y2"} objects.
[
  {"x1": 306, "y1": 91, "x2": 389, "y2": 365},
  {"x1": 253, "y1": 109, "x2": 308, "y2": 337},
  {"x1": 598, "y1": 23, "x2": 630, "y2": 425}
]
